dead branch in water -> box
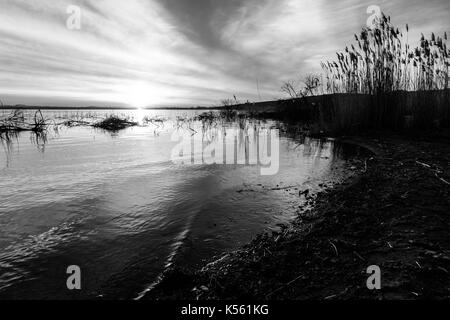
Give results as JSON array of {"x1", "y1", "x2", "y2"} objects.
[{"x1": 0, "y1": 109, "x2": 49, "y2": 133}]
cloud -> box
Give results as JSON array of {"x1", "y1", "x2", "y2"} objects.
[{"x1": 0, "y1": 0, "x2": 448, "y2": 107}]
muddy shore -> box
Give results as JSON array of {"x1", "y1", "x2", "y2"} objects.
[{"x1": 145, "y1": 131, "x2": 450, "y2": 300}]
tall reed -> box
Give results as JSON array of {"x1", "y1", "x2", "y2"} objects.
[
  {"x1": 321, "y1": 13, "x2": 449, "y2": 94},
  {"x1": 308, "y1": 13, "x2": 450, "y2": 132}
]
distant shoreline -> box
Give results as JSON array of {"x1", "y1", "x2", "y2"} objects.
[
  {"x1": 1, "y1": 106, "x2": 224, "y2": 110},
  {"x1": 0, "y1": 98, "x2": 286, "y2": 111}
]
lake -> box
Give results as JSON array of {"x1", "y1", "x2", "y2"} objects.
[{"x1": 0, "y1": 109, "x2": 365, "y2": 299}]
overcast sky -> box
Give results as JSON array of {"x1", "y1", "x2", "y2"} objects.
[{"x1": 0, "y1": 0, "x2": 449, "y2": 107}]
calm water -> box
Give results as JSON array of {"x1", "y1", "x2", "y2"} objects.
[{"x1": 0, "y1": 109, "x2": 364, "y2": 299}]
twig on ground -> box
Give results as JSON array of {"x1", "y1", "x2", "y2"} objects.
[
  {"x1": 353, "y1": 251, "x2": 365, "y2": 261},
  {"x1": 329, "y1": 240, "x2": 339, "y2": 256},
  {"x1": 265, "y1": 274, "x2": 303, "y2": 298},
  {"x1": 435, "y1": 173, "x2": 450, "y2": 185},
  {"x1": 415, "y1": 161, "x2": 450, "y2": 186},
  {"x1": 415, "y1": 161, "x2": 431, "y2": 168}
]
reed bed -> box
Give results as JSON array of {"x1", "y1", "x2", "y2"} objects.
[
  {"x1": 0, "y1": 109, "x2": 141, "y2": 140},
  {"x1": 310, "y1": 13, "x2": 450, "y2": 132},
  {"x1": 321, "y1": 14, "x2": 448, "y2": 94},
  {"x1": 0, "y1": 109, "x2": 48, "y2": 133},
  {"x1": 92, "y1": 115, "x2": 138, "y2": 131}
]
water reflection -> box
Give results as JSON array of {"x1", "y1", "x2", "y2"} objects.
[
  {"x1": 29, "y1": 131, "x2": 48, "y2": 153},
  {"x1": 0, "y1": 110, "x2": 367, "y2": 170},
  {"x1": 0, "y1": 109, "x2": 369, "y2": 299},
  {"x1": 0, "y1": 131, "x2": 16, "y2": 168}
]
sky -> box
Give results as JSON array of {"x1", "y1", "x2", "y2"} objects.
[{"x1": 0, "y1": 0, "x2": 449, "y2": 108}]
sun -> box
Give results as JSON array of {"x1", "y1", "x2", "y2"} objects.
[{"x1": 126, "y1": 83, "x2": 153, "y2": 109}]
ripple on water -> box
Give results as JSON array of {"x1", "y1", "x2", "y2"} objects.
[{"x1": 0, "y1": 111, "x2": 370, "y2": 298}]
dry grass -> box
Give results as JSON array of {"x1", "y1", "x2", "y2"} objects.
[
  {"x1": 306, "y1": 13, "x2": 450, "y2": 133},
  {"x1": 0, "y1": 109, "x2": 48, "y2": 133},
  {"x1": 321, "y1": 14, "x2": 448, "y2": 94}
]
